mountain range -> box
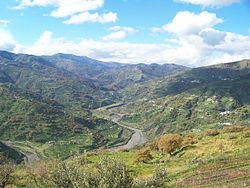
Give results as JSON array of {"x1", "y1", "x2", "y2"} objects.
[
  {"x1": 0, "y1": 51, "x2": 189, "y2": 158},
  {"x1": 0, "y1": 50, "x2": 250, "y2": 156}
]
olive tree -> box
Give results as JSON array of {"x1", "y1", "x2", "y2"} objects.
[{"x1": 0, "y1": 158, "x2": 15, "y2": 188}]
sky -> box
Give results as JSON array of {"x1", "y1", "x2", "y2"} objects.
[{"x1": 0, "y1": 0, "x2": 250, "y2": 67}]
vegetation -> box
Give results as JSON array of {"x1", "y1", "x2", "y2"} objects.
[
  {"x1": 114, "y1": 61, "x2": 250, "y2": 139},
  {"x1": 157, "y1": 134, "x2": 183, "y2": 155},
  {"x1": 0, "y1": 156, "x2": 16, "y2": 188},
  {"x1": 0, "y1": 51, "x2": 187, "y2": 159},
  {"x1": 204, "y1": 129, "x2": 220, "y2": 137},
  {"x1": 1, "y1": 127, "x2": 250, "y2": 187},
  {"x1": 134, "y1": 149, "x2": 153, "y2": 163},
  {"x1": 1, "y1": 51, "x2": 250, "y2": 187}
]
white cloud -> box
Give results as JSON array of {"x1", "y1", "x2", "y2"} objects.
[
  {"x1": 16, "y1": 0, "x2": 103, "y2": 17},
  {"x1": 0, "y1": 29, "x2": 16, "y2": 51},
  {"x1": 64, "y1": 11, "x2": 117, "y2": 24},
  {"x1": 13, "y1": 29, "x2": 250, "y2": 67},
  {"x1": 0, "y1": 20, "x2": 10, "y2": 27},
  {"x1": 51, "y1": 0, "x2": 104, "y2": 18},
  {"x1": 4, "y1": 11, "x2": 250, "y2": 67},
  {"x1": 163, "y1": 11, "x2": 223, "y2": 36},
  {"x1": 102, "y1": 26, "x2": 137, "y2": 41},
  {"x1": 102, "y1": 31, "x2": 127, "y2": 41},
  {"x1": 175, "y1": 0, "x2": 241, "y2": 7},
  {"x1": 109, "y1": 26, "x2": 136, "y2": 33},
  {"x1": 15, "y1": 31, "x2": 174, "y2": 64},
  {"x1": 15, "y1": 0, "x2": 117, "y2": 24}
]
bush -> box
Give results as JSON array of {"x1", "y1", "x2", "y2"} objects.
[
  {"x1": 204, "y1": 129, "x2": 220, "y2": 137},
  {"x1": 0, "y1": 159, "x2": 15, "y2": 188},
  {"x1": 133, "y1": 166, "x2": 168, "y2": 188},
  {"x1": 25, "y1": 160, "x2": 54, "y2": 188},
  {"x1": 46, "y1": 157, "x2": 133, "y2": 188},
  {"x1": 2, "y1": 156, "x2": 170, "y2": 188},
  {"x1": 157, "y1": 134, "x2": 183, "y2": 155},
  {"x1": 134, "y1": 149, "x2": 153, "y2": 163},
  {"x1": 97, "y1": 157, "x2": 133, "y2": 188}
]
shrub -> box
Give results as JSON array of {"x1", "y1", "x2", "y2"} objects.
[
  {"x1": 157, "y1": 134, "x2": 183, "y2": 155},
  {"x1": 204, "y1": 129, "x2": 220, "y2": 137},
  {"x1": 133, "y1": 166, "x2": 168, "y2": 188},
  {"x1": 97, "y1": 157, "x2": 133, "y2": 188},
  {"x1": 0, "y1": 159, "x2": 16, "y2": 188},
  {"x1": 134, "y1": 149, "x2": 153, "y2": 163},
  {"x1": 47, "y1": 157, "x2": 133, "y2": 188},
  {"x1": 25, "y1": 160, "x2": 54, "y2": 188},
  {"x1": 49, "y1": 161, "x2": 80, "y2": 188}
]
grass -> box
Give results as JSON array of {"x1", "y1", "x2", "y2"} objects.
[{"x1": 76, "y1": 128, "x2": 250, "y2": 187}]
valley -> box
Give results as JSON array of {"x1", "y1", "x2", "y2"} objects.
[
  {"x1": 0, "y1": 51, "x2": 250, "y2": 187},
  {"x1": 1, "y1": 1, "x2": 250, "y2": 187},
  {"x1": 106, "y1": 105, "x2": 145, "y2": 151}
]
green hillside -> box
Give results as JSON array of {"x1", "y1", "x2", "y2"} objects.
[
  {"x1": 1, "y1": 52, "x2": 250, "y2": 187},
  {"x1": 0, "y1": 51, "x2": 188, "y2": 159},
  {"x1": 115, "y1": 60, "x2": 250, "y2": 139},
  {"x1": 4, "y1": 125, "x2": 250, "y2": 187}
]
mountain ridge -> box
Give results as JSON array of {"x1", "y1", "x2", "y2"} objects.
[{"x1": 1, "y1": 50, "x2": 250, "y2": 157}]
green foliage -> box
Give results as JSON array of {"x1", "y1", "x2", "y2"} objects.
[
  {"x1": 0, "y1": 51, "x2": 187, "y2": 157},
  {"x1": 49, "y1": 161, "x2": 97, "y2": 188},
  {"x1": 114, "y1": 60, "x2": 250, "y2": 140},
  {"x1": 97, "y1": 157, "x2": 133, "y2": 188},
  {"x1": 26, "y1": 157, "x2": 133, "y2": 188},
  {"x1": 0, "y1": 158, "x2": 16, "y2": 188},
  {"x1": 133, "y1": 167, "x2": 168, "y2": 188},
  {"x1": 5, "y1": 127, "x2": 250, "y2": 188}
]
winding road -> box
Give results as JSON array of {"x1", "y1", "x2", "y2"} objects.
[
  {"x1": 107, "y1": 107, "x2": 145, "y2": 151},
  {"x1": 1, "y1": 141, "x2": 39, "y2": 163},
  {"x1": 1, "y1": 105, "x2": 146, "y2": 163}
]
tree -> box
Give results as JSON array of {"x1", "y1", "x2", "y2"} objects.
[
  {"x1": 97, "y1": 157, "x2": 133, "y2": 188},
  {"x1": 0, "y1": 158, "x2": 15, "y2": 188},
  {"x1": 157, "y1": 134, "x2": 183, "y2": 155},
  {"x1": 47, "y1": 157, "x2": 133, "y2": 188}
]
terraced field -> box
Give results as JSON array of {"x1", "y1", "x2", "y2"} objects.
[{"x1": 175, "y1": 151, "x2": 250, "y2": 187}]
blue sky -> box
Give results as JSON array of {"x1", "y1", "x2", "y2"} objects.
[{"x1": 0, "y1": 0, "x2": 250, "y2": 66}]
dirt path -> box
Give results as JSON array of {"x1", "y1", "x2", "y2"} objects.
[{"x1": 107, "y1": 108, "x2": 145, "y2": 151}]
